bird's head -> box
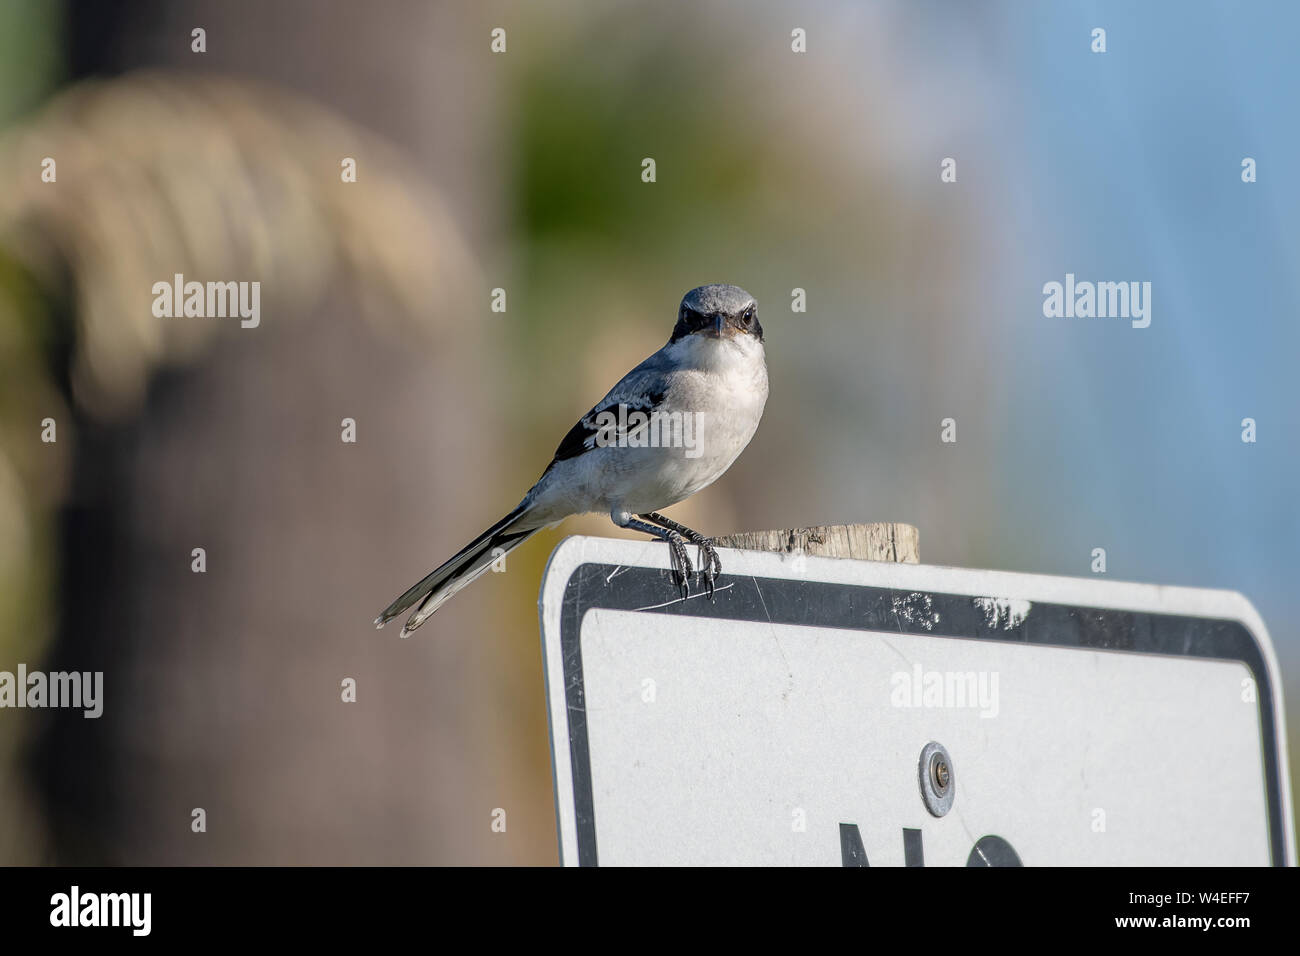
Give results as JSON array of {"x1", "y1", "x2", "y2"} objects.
[{"x1": 670, "y1": 284, "x2": 762, "y2": 344}]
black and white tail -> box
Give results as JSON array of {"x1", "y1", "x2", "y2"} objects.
[{"x1": 374, "y1": 504, "x2": 537, "y2": 637}]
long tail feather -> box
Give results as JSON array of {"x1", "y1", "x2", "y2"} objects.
[{"x1": 374, "y1": 505, "x2": 536, "y2": 636}]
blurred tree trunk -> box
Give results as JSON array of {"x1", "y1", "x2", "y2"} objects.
[{"x1": 27, "y1": 0, "x2": 551, "y2": 864}]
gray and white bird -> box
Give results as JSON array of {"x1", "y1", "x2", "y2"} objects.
[{"x1": 375, "y1": 283, "x2": 769, "y2": 636}]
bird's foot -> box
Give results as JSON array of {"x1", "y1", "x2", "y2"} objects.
[
  {"x1": 636, "y1": 512, "x2": 725, "y2": 600},
  {"x1": 665, "y1": 530, "x2": 693, "y2": 599},
  {"x1": 695, "y1": 538, "x2": 723, "y2": 599}
]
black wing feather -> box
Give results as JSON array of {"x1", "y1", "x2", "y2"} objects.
[{"x1": 549, "y1": 388, "x2": 667, "y2": 463}]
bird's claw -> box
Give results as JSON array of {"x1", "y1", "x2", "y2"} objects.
[
  {"x1": 666, "y1": 531, "x2": 693, "y2": 599},
  {"x1": 696, "y1": 538, "x2": 723, "y2": 600},
  {"x1": 701, "y1": 566, "x2": 716, "y2": 600}
]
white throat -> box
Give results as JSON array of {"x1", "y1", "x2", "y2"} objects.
[{"x1": 666, "y1": 331, "x2": 765, "y2": 373}]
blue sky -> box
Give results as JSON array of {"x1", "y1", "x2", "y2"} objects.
[{"x1": 986, "y1": 0, "x2": 1300, "y2": 678}]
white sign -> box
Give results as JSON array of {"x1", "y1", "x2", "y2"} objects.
[{"x1": 538, "y1": 536, "x2": 1294, "y2": 866}]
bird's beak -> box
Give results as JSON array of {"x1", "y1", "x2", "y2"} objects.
[{"x1": 712, "y1": 313, "x2": 726, "y2": 337}]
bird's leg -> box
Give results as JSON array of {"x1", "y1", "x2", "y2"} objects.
[
  {"x1": 622, "y1": 517, "x2": 693, "y2": 599},
  {"x1": 639, "y1": 512, "x2": 722, "y2": 598}
]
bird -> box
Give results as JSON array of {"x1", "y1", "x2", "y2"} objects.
[{"x1": 375, "y1": 283, "x2": 769, "y2": 637}]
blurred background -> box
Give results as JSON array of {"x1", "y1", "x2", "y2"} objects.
[{"x1": 0, "y1": 0, "x2": 1295, "y2": 863}]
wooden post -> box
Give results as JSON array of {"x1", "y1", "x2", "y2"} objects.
[{"x1": 713, "y1": 523, "x2": 919, "y2": 563}]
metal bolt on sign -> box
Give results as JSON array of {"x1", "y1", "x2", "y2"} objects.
[{"x1": 919, "y1": 741, "x2": 954, "y2": 817}]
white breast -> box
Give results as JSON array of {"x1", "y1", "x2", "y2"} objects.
[
  {"x1": 630, "y1": 333, "x2": 768, "y2": 507},
  {"x1": 525, "y1": 332, "x2": 768, "y2": 522}
]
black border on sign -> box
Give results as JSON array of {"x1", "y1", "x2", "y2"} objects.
[{"x1": 557, "y1": 563, "x2": 1286, "y2": 866}]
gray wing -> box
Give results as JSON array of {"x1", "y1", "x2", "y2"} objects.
[{"x1": 548, "y1": 351, "x2": 676, "y2": 465}]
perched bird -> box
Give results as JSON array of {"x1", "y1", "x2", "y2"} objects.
[{"x1": 375, "y1": 283, "x2": 769, "y2": 636}]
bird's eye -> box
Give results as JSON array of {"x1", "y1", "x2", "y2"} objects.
[{"x1": 742, "y1": 307, "x2": 755, "y2": 324}]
